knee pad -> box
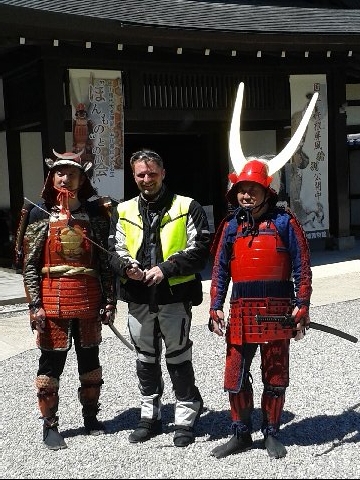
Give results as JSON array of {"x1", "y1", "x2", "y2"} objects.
[
  {"x1": 136, "y1": 359, "x2": 163, "y2": 396},
  {"x1": 79, "y1": 367, "x2": 103, "y2": 385},
  {"x1": 35, "y1": 375, "x2": 59, "y2": 393},
  {"x1": 167, "y1": 361, "x2": 201, "y2": 401}
]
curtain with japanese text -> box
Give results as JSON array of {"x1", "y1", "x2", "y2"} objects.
[
  {"x1": 289, "y1": 75, "x2": 329, "y2": 239},
  {"x1": 69, "y1": 69, "x2": 124, "y2": 202}
]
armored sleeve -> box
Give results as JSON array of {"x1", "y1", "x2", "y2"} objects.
[
  {"x1": 22, "y1": 216, "x2": 49, "y2": 308},
  {"x1": 209, "y1": 216, "x2": 237, "y2": 311},
  {"x1": 274, "y1": 209, "x2": 312, "y2": 307}
]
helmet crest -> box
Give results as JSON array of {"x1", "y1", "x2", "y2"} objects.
[{"x1": 227, "y1": 82, "x2": 319, "y2": 206}]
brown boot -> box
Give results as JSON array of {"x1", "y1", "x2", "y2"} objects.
[
  {"x1": 79, "y1": 367, "x2": 106, "y2": 435},
  {"x1": 36, "y1": 375, "x2": 67, "y2": 450}
]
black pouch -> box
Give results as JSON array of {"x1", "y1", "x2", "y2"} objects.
[{"x1": 190, "y1": 274, "x2": 203, "y2": 306}]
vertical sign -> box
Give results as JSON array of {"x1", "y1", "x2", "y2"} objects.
[
  {"x1": 289, "y1": 75, "x2": 329, "y2": 239},
  {"x1": 69, "y1": 69, "x2": 124, "y2": 202}
]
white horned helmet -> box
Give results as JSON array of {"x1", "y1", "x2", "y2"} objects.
[{"x1": 226, "y1": 82, "x2": 318, "y2": 206}]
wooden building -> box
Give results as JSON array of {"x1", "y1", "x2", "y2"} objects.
[{"x1": 0, "y1": 0, "x2": 359, "y2": 265}]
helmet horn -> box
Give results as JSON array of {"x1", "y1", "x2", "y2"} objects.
[
  {"x1": 228, "y1": 83, "x2": 319, "y2": 176},
  {"x1": 268, "y1": 92, "x2": 319, "y2": 175},
  {"x1": 229, "y1": 82, "x2": 247, "y2": 175},
  {"x1": 52, "y1": 149, "x2": 85, "y2": 160}
]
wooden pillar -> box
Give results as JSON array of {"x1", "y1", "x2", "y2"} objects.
[
  {"x1": 5, "y1": 130, "x2": 22, "y2": 259},
  {"x1": 2, "y1": 69, "x2": 24, "y2": 262},
  {"x1": 40, "y1": 57, "x2": 67, "y2": 159}
]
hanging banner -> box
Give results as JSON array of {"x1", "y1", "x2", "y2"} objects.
[
  {"x1": 69, "y1": 69, "x2": 124, "y2": 202},
  {"x1": 289, "y1": 75, "x2": 329, "y2": 240}
]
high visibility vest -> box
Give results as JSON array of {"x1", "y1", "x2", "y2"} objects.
[{"x1": 117, "y1": 195, "x2": 195, "y2": 286}]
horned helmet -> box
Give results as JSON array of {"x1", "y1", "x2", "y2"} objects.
[
  {"x1": 45, "y1": 149, "x2": 92, "y2": 172},
  {"x1": 226, "y1": 82, "x2": 319, "y2": 206},
  {"x1": 42, "y1": 149, "x2": 97, "y2": 202}
]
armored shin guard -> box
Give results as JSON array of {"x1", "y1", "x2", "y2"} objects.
[
  {"x1": 229, "y1": 372, "x2": 254, "y2": 430},
  {"x1": 35, "y1": 375, "x2": 67, "y2": 450},
  {"x1": 261, "y1": 385, "x2": 287, "y2": 458},
  {"x1": 78, "y1": 367, "x2": 105, "y2": 435},
  {"x1": 261, "y1": 384, "x2": 285, "y2": 433}
]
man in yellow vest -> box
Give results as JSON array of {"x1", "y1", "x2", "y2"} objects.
[{"x1": 108, "y1": 149, "x2": 211, "y2": 447}]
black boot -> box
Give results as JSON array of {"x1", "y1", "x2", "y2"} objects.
[
  {"x1": 173, "y1": 425, "x2": 194, "y2": 447},
  {"x1": 128, "y1": 419, "x2": 163, "y2": 443},
  {"x1": 42, "y1": 416, "x2": 67, "y2": 450},
  {"x1": 80, "y1": 398, "x2": 106, "y2": 435},
  {"x1": 264, "y1": 434, "x2": 287, "y2": 459},
  {"x1": 83, "y1": 418, "x2": 105, "y2": 435},
  {"x1": 211, "y1": 431, "x2": 253, "y2": 459},
  {"x1": 211, "y1": 421, "x2": 253, "y2": 459}
]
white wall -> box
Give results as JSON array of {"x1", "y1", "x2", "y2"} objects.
[
  {"x1": 241, "y1": 130, "x2": 276, "y2": 157},
  {"x1": 20, "y1": 132, "x2": 45, "y2": 204},
  {"x1": 346, "y1": 83, "x2": 360, "y2": 126},
  {"x1": 0, "y1": 132, "x2": 45, "y2": 209}
]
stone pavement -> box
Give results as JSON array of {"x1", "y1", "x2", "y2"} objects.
[{"x1": 0, "y1": 240, "x2": 359, "y2": 361}]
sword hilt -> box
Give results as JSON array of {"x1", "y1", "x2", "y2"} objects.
[{"x1": 255, "y1": 314, "x2": 296, "y2": 328}]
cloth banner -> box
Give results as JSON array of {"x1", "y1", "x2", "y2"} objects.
[
  {"x1": 289, "y1": 75, "x2": 329, "y2": 239},
  {"x1": 69, "y1": 69, "x2": 124, "y2": 202}
]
